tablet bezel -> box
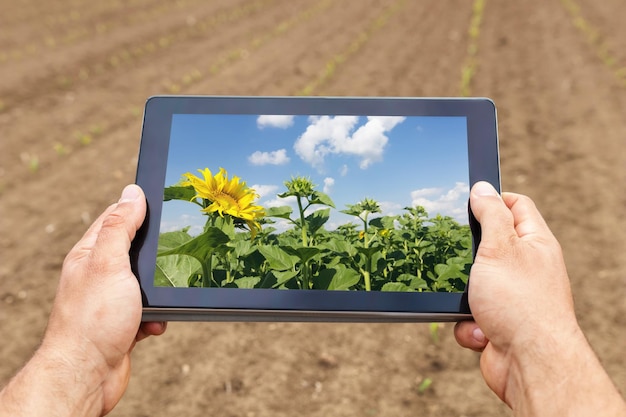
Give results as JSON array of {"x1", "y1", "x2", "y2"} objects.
[{"x1": 132, "y1": 96, "x2": 500, "y2": 322}]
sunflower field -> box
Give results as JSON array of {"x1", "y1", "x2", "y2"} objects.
[{"x1": 155, "y1": 168, "x2": 472, "y2": 292}]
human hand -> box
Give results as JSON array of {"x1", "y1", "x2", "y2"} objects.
[
  {"x1": 0, "y1": 185, "x2": 166, "y2": 417},
  {"x1": 455, "y1": 181, "x2": 625, "y2": 416}
]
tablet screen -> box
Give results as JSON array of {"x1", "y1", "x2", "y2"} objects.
[{"x1": 156, "y1": 113, "x2": 471, "y2": 293}]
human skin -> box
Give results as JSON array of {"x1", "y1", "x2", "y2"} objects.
[
  {"x1": 1, "y1": 183, "x2": 624, "y2": 416},
  {"x1": 454, "y1": 181, "x2": 626, "y2": 416},
  {"x1": 0, "y1": 185, "x2": 166, "y2": 417}
]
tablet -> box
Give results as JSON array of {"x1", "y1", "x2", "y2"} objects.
[{"x1": 132, "y1": 96, "x2": 500, "y2": 322}]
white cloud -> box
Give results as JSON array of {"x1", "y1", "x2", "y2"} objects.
[
  {"x1": 340, "y1": 164, "x2": 348, "y2": 176},
  {"x1": 323, "y1": 177, "x2": 334, "y2": 194},
  {"x1": 410, "y1": 187, "x2": 443, "y2": 198},
  {"x1": 262, "y1": 195, "x2": 296, "y2": 208},
  {"x1": 410, "y1": 182, "x2": 469, "y2": 223},
  {"x1": 160, "y1": 214, "x2": 204, "y2": 236},
  {"x1": 250, "y1": 184, "x2": 279, "y2": 199},
  {"x1": 378, "y1": 200, "x2": 403, "y2": 217},
  {"x1": 293, "y1": 116, "x2": 405, "y2": 170},
  {"x1": 257, "y1": 115, "x2": 294, "y2": 129},
  {"x1": 248, "y1": 149, "x2": 290, "y2": 166}
]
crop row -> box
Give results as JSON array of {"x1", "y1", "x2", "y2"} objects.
[
  {"x1": 296, "y1": 0, "x2": 407, "y2": 96},
  {"x1": 459, "y1": 0, "x2": 486, "y2": 97},
  {"x1": 7, "y1": 1, "x2": 307, "y2": 179},
  {"x1": 161, "y1": 0, "x2": 334, "y2": 94},
  {"x1": 18, "y1": 123, "x2": 108, "y2": 176},
  {"x1": 0, "y1": 0, "x2": 230, "y2": 62},
  {"x1": 559, "y1": 0, "x2": 626, "y2": 88},
  {"x1": 0, "y1": 0, "x2": 275, "y2": 114}
]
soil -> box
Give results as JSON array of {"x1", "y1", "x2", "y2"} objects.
[{"x1": 1, "y1": 0, "x2": 624, "y2": 416}]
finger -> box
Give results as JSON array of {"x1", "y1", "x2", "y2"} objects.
[
  {"x1": 88, "y1": 185, "x2": 146, "y2": 272},
  {"x1": 63, "y1": 204, "x2": 117, "y2": 265},
  {"x1": 454, "y1": 321, "x2": 488, "y2": 352},
  {"x1": 469, "y1": 182, "x2": 517, "y2": 246},
  {"x1": 502, "y1": 193, "x2": 555, "y2": 241},
  {"x1": 136, "y1": 321, "x2": 168, "y2": 342}
]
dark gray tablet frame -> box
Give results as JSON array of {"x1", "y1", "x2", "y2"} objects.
[{"x1": 132, "y1": 96, "x2": 500, "y2": 322}]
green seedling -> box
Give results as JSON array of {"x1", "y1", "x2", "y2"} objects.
[
  {"x1": 417, "y1": 377, "x2": 433, "y2": 393},
  {"x1": 79, "y1": 134, "x2": 92, "y2": 145},
  {"x1": 429, "y1": 322, "x2": 441, "y2": 344},
  {"x1": 54, "y1": 143, "x2": 69, "y2": 155}
]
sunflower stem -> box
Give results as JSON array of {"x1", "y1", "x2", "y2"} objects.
[
  {"x1": 362, "y1": 212, "x2": 372, "y2": 291},
  {"x1": 296, "y1": 196, "x2": 308, "y2": 247},
  {"x1": 303, "y1": 261, "x2": 310, "y2": 289},
  {"x1": 201, "y1": 255, "x2": 213, "y2": 287}
]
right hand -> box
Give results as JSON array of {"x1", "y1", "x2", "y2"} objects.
[{"x1": 455, "y1": 182, "x2": 580, "y2": 405}]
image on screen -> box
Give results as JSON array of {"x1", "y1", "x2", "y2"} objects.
[{"x1": 155, "y1": 114, "x2": 471, "y2": 293}]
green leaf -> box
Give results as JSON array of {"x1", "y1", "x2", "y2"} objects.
[
  {"x1": 259, "y1": 271, "x2": 277, "y2": 288},
  {"x1": 266, "y1": 206, "x2": 293, "y2": 220},
  {"x1": 271, "y1": 270, "x2": 299, "y2": 287},
  {"x1": 258, "y1": 245, "x2": 298, "y2": 270},
  {"x1": 381, "y1": 282, "x2": 414, "y2": 292},
  {"x1": 315, "y1": 265, "x2": 361, "y2": 290},
  {"x1": 158, "y1": 227, "x2": 230, "y2": 263},
  {"x1": 434, "y1": 262, "x2": 465, "y2": 282},
  {"x1": 163, "y1": 185, "x2": 196, "y2": 202},
  {"x1": 281, "y1": 246, "x2": 321, "y2": 263},
  {"x1": 356, "y1": 245, "x2": 383, "y2": 258},
  {"x1": 396, "y1": 273, "x2": 415, "y2": 282},
  {"x1": 369, "y1": 215, "x2": 396, "y2": 230},
  {"x1": 233, "y1": 276, "x2": 261, "y2": 289},
  {"x1": 409, "y1": 276, "x2": 430, "y2": 290},
  {"x1": 321, "y1": 238, "x2": 357, "y2": 256},
  {"x1": 154, "y1": 255, "x2": 201, "y2": 287},
  {"x1": 305, "y1": 208, "x2": 330, "y2": 235},
  {"x1": 309, "y1": 191, "x2": 335, "y2": 208},
  {"x1": 157, "y1": 231, "x2": 193, "y2": 253},
  {"x1": 340, "y1": 205, "x2": 361, "y2": 217},
  {"x1": 231, "y1": 239, "x2": 254, "y2": 258}
]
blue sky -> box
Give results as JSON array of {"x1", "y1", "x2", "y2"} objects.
[{"x1": 160, "y1": 114, "x2": 469, "y2": 235}]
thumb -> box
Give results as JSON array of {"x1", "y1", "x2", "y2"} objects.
[
  {"x1": 88, "y1": 185, "x2": 146, "y2": 275},
  {"x1": 469, "y1": 182, "x2": 517, "y2": 250}
]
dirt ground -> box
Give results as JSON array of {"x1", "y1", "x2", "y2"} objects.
[{"x1": 1, "y1": 1, "x2": 624, "y2": 416}]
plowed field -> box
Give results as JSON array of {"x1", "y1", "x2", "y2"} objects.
[{"x1": 1, "y1": 1, "x2": 624, "y2": 416}]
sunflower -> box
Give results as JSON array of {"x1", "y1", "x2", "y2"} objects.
[{"x1": 182, "y1": 167, "x2": 265, "y2": 237}]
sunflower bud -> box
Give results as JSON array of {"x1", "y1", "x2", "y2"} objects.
[{"x1": 283, "y1": 176, "x2": 316, "y2": 198}]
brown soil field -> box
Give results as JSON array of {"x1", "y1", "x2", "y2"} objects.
[{"x1": 1, "y1": 0, "x2": 624, "y2": 416}]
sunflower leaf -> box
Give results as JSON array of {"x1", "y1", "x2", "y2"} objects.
[
  {"x1": 305, "y1": 208, "x2": 330, "y2": 235},
  {"x1": 257, "y1": 245, "x2": 298, "y2": 270},
  {"x1": 280, "y1": 246, "x2": 321, "y2": 263},
  {"x1": 266, "y1": 206, "x2": 293, "y2": 220},
  {"x1": 381, "y1": 282, "x2": 414, "y2": 292},
  {"x1": 309, "y1": 191, "x2": 335, "y2": 208},
  {"x1": 155, "y1": 254, "x2": 201, "y2": 287},
  {"x1": 158, "y1": 227, "x2": 230, "y2": 263},
  {"x1": 163, "y1": 185, "x2": 196, "y2": 202},
  {"x1": 315, "y1": 265, "x2": 361, "y2": 290}
]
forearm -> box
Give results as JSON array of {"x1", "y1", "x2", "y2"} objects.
[
  {"x1": 508, "y1": 325, "x2": 626, "y2": 417},
  {"x1": 0, "y1": 347, "x2": 104, "y2": 417}
]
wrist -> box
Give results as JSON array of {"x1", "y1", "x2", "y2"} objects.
[
  {"x1": 507, "y1": 323, "x2": 626, "y2": 416},
  {"x1": 0, "y1": 343, "x2": 106, "y2": 417}
]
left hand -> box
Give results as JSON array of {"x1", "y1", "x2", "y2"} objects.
[{"x1": 41, "y1": 184, "x2": 166, "y2": 415}]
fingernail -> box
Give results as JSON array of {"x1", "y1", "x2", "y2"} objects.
[
  {"x1": 119, "y1": 184, "x2": 140, "y2": 203},
  {"x1": 473, "y1": 181, "x2": 499, "y2": 197},
  {"x1": 472, "y1": 327, "x2": 486, "y2": 343}
]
